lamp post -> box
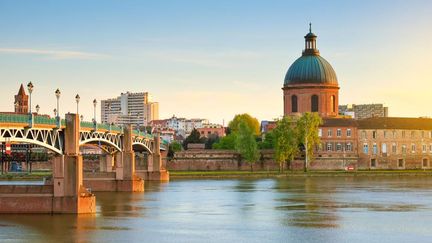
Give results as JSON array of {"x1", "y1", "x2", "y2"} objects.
[
  {"x1": 93, "y1": 99, "x2": 97, "y2": 130},
  {"x1": 75, "y1": 94, "x2": 80, "y2": 114},
  {"x1": 80, "y1": 115, "x2": 84, "y2": 121},
  {"x1": 27, "y1": 82, "x2": 34, "y2": 127},
  {"x1": 53, "y1": 108, "x2": 57, "y2": 117},
  {"x1": 55, "y1": 89, "x2": 61, "y2": 128},
  {"x1": 35, "y1": 104, "x2": 40, "y2": 114}
]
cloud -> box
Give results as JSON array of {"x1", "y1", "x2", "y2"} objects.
[{"x1": 0, "y1": 48, "x2": 109, "y2": 60}]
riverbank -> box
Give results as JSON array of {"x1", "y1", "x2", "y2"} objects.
[
  {"x1": 2, "y1": 170, "x2": 432, "y2": 181},
  {"x1": 170, "y1": 170, "x2": 432, "y2": 179}
]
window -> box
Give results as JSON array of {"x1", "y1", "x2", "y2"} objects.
[
  {"x1": 371, "y1": 159, "x2": 377, "y2": 168},
  {"x1": 430, "y1": 131, "x2": 432, "y2": 139},
  {"x1": 311, "y1": 95, "x2": 319, "y2": 112},
  {"x1": 423, "y1": 158, "x2": 429, "y2": 168},
  {"x1": 422, "y1": 131, "x2": 425, "y2": 138},
  {"x1": 383, "y1": 131, "x2": 387, "y2": 139},
  {"x1": 372, "y1": 131, "x2": 377, "y2": 139},
  {"x1": 346, "y1": 143, "x2": 352, "y2": 151},
  {"x1": 382, "y1": 143, "x2": 387, "y2": 154},
  {"x1": 402, "y1": 131, "x2": 406, "y2": 138},
  {"x1": 402, "y1": 144, "x2": 407, "y2": 154},
  {"x1": 328, "y1": 129, "x2": 333, "y2": 137},
  {"x1": 373, "y1": 143, "x2": 378, "y2": 154},
  {"x1": 362, "y1": 131, "x2": 367, "y2": 139},
  {"x1": 392, "y1": 130, "x2": 396, "y2": 138},
  {"x1": 347, "y1": 129, "x2": 352, "y2": 137},
  {"x1": 430, "y1": 144, "x2": 432, "y2": 153},
  {"x1": 330, "y1": 95, "x2": 336, "y2": 113},
  {"x1": 336, "y1": 129, "x2": 342, "y2": 137},
  {"x1": 411, "y1": 131, "x2": 415, "y2": 138},
  {"x1": 392, "y1": 143, "x2": 397, "y2": 154},
  {"x1": 398, "y1": 159, "x2": 404, "y2": 168},
  {"x1": 423, "y1": 144, "x2": 427, "y2": 153},
  {"x1": 336, "y1": 143, "x2": 342, "y2": 151},
  {"x1": 411, "y1": 144, "x2": 416, "y2": 153},
  {"x1": 363, "y1": 143, "x2": 369, "y2": 154},
  {"x1": 318, "y1": 128, "x2": 322, "y2": 137},
  {"x1": 291, "y1": 95, "x2": 298, "y2": 113},
  {"x1": 327, "y1": 143, "x2": 333, "y2": 151}
]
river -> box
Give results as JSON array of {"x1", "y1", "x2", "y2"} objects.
[{"x1": 1, "y1": 176, "x2": 432, "y2": 242}]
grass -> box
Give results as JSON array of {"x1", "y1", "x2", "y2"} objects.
[{"x1": 0, "y1": 171, "x2": 52, "y2": 180}]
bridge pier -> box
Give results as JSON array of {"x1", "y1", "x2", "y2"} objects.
[
  {"x1": 53, "y1": 114, "x2": 95, "y2": 213},
  {"x1": 140, "y1": 133, "x2": 169, "y2": 181},
  {"x1": 99, "y1": 154, "x2": 113, "y2": 172}
]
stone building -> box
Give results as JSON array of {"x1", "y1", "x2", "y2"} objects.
[
  {"x1": 14, "y1": 84, "x2": 28, "y2": 114},
  {"x1": 357, "y1": 117, "x2": 432, "y2": 170}
]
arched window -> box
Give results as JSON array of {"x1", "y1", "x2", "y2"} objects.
[
  {"x1": 311, "y1": 95, "x2": 319, "y2": 112},
  {"x1": 291, "y1": 95, "x2": 298, "y2": 112},
  {"x1": 331, "y1": 95, "x2": 336, "y2": 113}
]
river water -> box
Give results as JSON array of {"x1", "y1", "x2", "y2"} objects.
[{"x1": 1, "y1": 176, "x2": 432, "y2": 242}]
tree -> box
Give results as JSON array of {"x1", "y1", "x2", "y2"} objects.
[
  {"x1": 258, "y1": 130, "x2": 275, "y2": 149},
  {"x1": 212, "y1": 133, "x2": 237, "y2": 149},
  {"x1": 235, "y1": 120, "x2": 259, "y2": 171},
  {"x1": 296, "y1": 112, "x2": 323, "y2": 172},
  {"x1": 273, "y1": 116, "x2": 298, "y2": 172},
  {"x1": 229, "y1": 114, "x2": 260, "y2": 136},
  {"x1": 182, "y1": 128, "x2": 205, "y2": 149},
  {"x1": 168, "y1": 141, "x2": 182, "y2": 158}
]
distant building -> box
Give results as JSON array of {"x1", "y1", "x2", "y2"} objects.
[
  {"x1": 14, "y1": 84, "x2": 28, "y2": 114},
  {"x1": 197, "y1": 123, "x2": 225, "y2": 138},
  {"x1": 150, "y1": 115, "x2": 223, "y2": 139},
  {"x1": 339, "y1": 104, "x2": 388, "y2": 119},
  {"x1": 101, "y1": 91, "x2": 159, "y2": 127}
]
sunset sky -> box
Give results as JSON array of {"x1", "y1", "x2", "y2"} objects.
[{"x1": 0, "y1": 0, "x2": 431, "y2": 123}]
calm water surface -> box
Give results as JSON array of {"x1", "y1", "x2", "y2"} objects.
[{"x1": 1, "y1": 176, "x2": 432, "y2": 242}]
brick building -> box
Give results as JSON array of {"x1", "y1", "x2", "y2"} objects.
[{"x1": 14, "y1": 84, "x2": 28, "y2": 114}]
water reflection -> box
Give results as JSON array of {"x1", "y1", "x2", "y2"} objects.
[{"x1": 1, "y1": 177, "x2": 432, "y2": 242}]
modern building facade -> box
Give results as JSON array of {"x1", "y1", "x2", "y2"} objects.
[
  {"x1": 101, "y1": 92, "x2": 159, "y2": 127},
  {"x1": 339, "y1": 104, "x2": 389, "y2": 119}
]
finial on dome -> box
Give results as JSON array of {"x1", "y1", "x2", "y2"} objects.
[{"x1": 309, "y1": 22, "x2": 312, "y2": 33}]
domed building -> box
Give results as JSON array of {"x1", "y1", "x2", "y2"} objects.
[{"x1": 283, "y1": 25, "x2": 339, "y2": 117}]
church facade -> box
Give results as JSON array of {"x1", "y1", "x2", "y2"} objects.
[{"x1": 281, "y1": 26, "x2": 432, "y2": 170}]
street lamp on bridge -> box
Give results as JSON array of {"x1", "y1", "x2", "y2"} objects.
[
  {"x1": 55, "y1": 89, "x2": 61, "y2": 128},
  {"x1": 27, "y1": 82, "x2": 34, "y2": 127},
  {"x1": 35, "y1": 104, "x2": 40, "y2": 114},
  {"x1": 75, "y1": 94, "x2": 80, "y2": 114},
  {"x1": 93, "y1": 99, "x2": 97, "y2": 130}
]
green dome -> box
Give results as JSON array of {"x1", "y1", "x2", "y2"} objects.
[{"x1": 284, "y1": 54, "x2": 338, "y2": 86}]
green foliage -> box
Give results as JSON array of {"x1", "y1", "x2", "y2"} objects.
[
  {"x1": 168, "y1": 141, "x2": 182, "y2": 158},
  {"x1": 235, "y1": 120, "x2": 259, "y2": 171},
  {"x1": 273, "y1": 116, "x2": 298, "y2": 172},
  {"x1": 182, "y1": 128, "x2": 205, "y2": 149},
  {"x1": 258, "y1": 130, "x2": 275, "y2": 149},
  {"x1": 212, "y1": 133, "x2": 237, "y2": 149},
  {"x1": 229, "y1": 113, "x2": 260, "y2": 136},
  {"x1": 296, "y1": 112, "x2": 323, "y2": 171}
]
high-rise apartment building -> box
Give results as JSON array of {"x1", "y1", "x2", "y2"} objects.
[
  {"x1": 339, "y1": 104, "x2": 388, "y2": 119},
  {"x1": 101, "y1": 92, "x2": 159, "y2": 127}
]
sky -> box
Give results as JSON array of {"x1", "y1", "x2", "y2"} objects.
[{"x1": 0, "y1": 0, "x2": 431, "y2": 124}]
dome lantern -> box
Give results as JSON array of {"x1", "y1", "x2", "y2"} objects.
[{"x1": 303, "y1": 23, "x2": 319, "y2": 56}]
